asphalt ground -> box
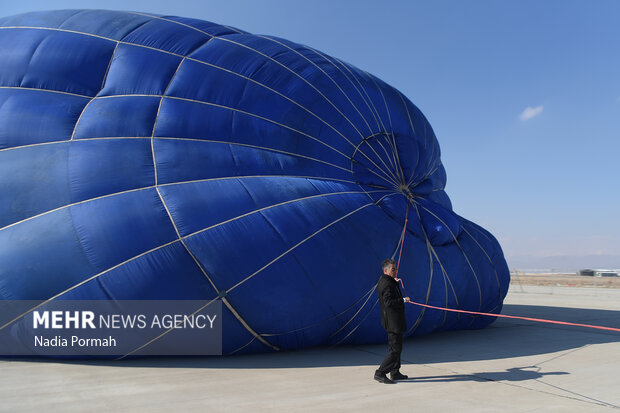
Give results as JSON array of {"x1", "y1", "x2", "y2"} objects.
[{"x1": 1, "y1": 284, "x2": 619, "y2": 412}]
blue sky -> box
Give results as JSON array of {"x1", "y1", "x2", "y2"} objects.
[{"x1": 2, "y1": 0, "x2": 619, "y2": 264}]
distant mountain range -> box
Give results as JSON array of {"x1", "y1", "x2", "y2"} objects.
[{"x1": 506, "y1": 254, "x2": 620, "y2": 273}]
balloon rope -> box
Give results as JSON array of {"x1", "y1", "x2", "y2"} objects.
[
  {"x1": 395, "y1": 201, "x2": 410, "y2": 278},
  {"x1": 393, "y1": 199, "x2": 620, "y2": 333},
  {"x1": 403, "y1": 298, "x2": 620, "y2": 333}
]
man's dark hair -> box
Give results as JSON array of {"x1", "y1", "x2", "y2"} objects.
[{"x1": 382, "y1": 258, "x2": 396, "y2": 271}]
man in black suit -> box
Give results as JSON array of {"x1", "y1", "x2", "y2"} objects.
[{"x1": 374, "y1": 258, "x2": 410, "y2": 384}]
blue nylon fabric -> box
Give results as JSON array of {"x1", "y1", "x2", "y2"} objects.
[
  {"x1": 99, "y1": 43, "x2": 182, "y2": 96},
  {"x1": 0, "y1": 143, "x2": 71, "y2": 227},
  {"x1": 0, "y1": 10, "x2": 510, "y2": 356},
  {"x1": 0, "y1": 89, "x2": 88, "y2": 148},
  {"x1": 73, "y1": 96, "x2": 161, "y2": 138},
  {"x1": 67, "y1": 138, "x2": 155, "y2": 202}
]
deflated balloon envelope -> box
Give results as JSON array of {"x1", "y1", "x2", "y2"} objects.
[{"x1": 0, "y1": 10, "x2": 510, "y2": 355}]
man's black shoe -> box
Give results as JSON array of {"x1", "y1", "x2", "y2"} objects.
[
  {"x1": 374, "y1": 373, "x2": 395, "y2": 384},
  {"x1": 390, "y1": 371, "x2": 409, "y2": 380}
]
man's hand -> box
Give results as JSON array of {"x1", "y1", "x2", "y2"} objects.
[{"x1": 403, "y1": 297, "x2": 410, "y2": 303}]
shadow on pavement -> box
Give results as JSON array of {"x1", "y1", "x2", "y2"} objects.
[{"x1": 398, "y1": 366, "x2": 568, "y2": 383}]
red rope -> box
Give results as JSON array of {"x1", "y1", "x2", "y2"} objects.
[
  {"x1": 404, "y1": 299, "x2": 620, "y2": 333},
  {"x1": 393, "y1": 198, "x2": 620, "y2": 334}
]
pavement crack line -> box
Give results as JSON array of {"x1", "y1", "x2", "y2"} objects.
[
  {"x1": 531, "y1": 346, "x2": 588, "y2": 368},
  {"x1": 527, "y1": 345, "x2": 620, "y2": 409},
  {"x1": 419, "y1": 364, "x2": 619, "y2": 410},
  {"x1": 533, "y1": 378, "x2": 620, "y2": 409},
  {"x1": 354, "y1": 347, "x2": 619, "y2": 410}
]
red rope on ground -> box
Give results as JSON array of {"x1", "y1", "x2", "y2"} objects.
[{"x1": 393, "y1": 198, "x2": 620, "y2": 334}]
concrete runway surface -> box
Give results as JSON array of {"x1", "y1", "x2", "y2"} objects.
[{"x1": 1, "y1": 284, "x2": 619, "y2": 412}]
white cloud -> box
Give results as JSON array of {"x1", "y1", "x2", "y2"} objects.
[{"x1": 519, "y1": 105, "x2": 544, "y2": 121}]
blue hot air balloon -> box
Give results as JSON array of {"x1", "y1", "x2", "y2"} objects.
[{"x1": 0, "y1": 10, "x2": 509, "y2": 356}]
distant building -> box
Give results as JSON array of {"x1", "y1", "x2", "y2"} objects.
[{"x1": 578, "y1": 269, "x2": 618, "y2": 277}]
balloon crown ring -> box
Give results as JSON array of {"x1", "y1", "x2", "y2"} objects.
[{"x1": 398, "y1": 184, "x2": 414, "y2": 200}]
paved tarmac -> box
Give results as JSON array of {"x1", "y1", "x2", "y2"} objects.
[{"x1": 1, "y1": 284, "x2": 619, "y2": 412}]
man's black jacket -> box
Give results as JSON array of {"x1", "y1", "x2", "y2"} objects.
[{"x1": 377, "y1": 273, "x2": 407, "y2": 333}]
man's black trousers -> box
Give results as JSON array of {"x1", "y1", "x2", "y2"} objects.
[{"x1": 376, "y1": 332, "x2": 403, "y2": 375}]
